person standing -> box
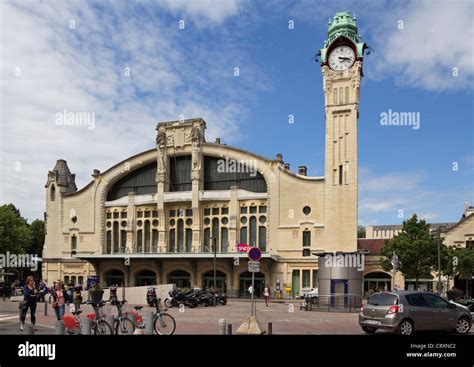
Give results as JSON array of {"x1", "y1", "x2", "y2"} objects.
[
  {"x1": 19, "y1": 276, "x2": 39, "y2": 331},
  {"x1": 51, "y1": 282, "x2": 67, "y2": 321},
  {"x1": 263, "y1": 285, "x2": 270, "y2": 307}
]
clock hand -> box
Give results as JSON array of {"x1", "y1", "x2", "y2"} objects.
[{"x1": 338, "y1": 56, "x2": 351, "y2": 61}]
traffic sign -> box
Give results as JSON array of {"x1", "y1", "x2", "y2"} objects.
[
  {"x1": 248, "y1": 247, "x2": 262, "y2": 261},
  {"x1": 248, "y1": 261, "x2": 260, "y2": 272}
]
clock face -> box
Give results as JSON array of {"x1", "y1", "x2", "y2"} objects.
[{"x1": 328, "y1": 45, "x2": 355, "y2": 71}]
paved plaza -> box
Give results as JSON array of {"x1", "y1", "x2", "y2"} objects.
[{"x1": 1, "y1": 299, "x2": 472, "y2": 335}]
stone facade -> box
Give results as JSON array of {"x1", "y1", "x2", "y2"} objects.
[{"x1": 42, "y1": 11, "x2": 367, "y2": 298}]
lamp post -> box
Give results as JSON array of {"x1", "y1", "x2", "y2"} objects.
[
  {"x1": 213, "y1": 237, "x2": 217, "y2": 307},
  {"x1": 437, "y1": 225, "x2": 446, "y2": 296}
]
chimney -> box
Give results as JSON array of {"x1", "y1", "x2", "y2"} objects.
[
  {"x1": 215, "y1": 138, "x2": 221, "y2": 144},
  {"x1": 298, "y1": 166, "x2": 307, "y2": 176},
  {"x1": 276, "y1": 153, "x2": 283, "y2": 162},
  {"x1": 283, "y1": 163, "x2": 290, "y2": 170}
]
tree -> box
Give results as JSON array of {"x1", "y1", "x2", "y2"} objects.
[
  {"x1": 380, "y1": 214, "x2": 444, "y2": 290},
  {"x1": 0, "y1": 204, "x2": 31, "y2": 255},
  {"x1": 357, "y1": 225, "x2": 366, "y2": 238},
  {"x1": 28, "y1": 219, "x2": 45, "y2": 256}
]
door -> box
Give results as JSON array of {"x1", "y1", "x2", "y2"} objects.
[
  {"x1": 330, "y1": 279, "x2": 348, "y2": 307},
  {"x1": 423, "y1": 293, "x2": 457, "y2": 329},
  {"x1": 404, "y1": 293, "x2": 432, "y2": 330},
  {"x1": 292, "y1": 270, "x2": 300, "y2": 298}
]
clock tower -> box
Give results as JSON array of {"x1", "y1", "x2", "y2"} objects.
[{"x1": 321, "y1": 11, "x2": 367, "y2": 253}]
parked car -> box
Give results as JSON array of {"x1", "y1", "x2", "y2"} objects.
[{"x1": 359, "y1": 291, "x2": 472, "y2": 335}]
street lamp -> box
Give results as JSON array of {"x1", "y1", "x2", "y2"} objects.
[{"x1": 437, "y1": 225, "x2": 446, "y2": 296}]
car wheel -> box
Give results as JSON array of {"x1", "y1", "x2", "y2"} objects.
[
  {"x1": 397, "y1": 320, "x2": 414, "y2": 336},
  {"x1": 362, "y1": 326, "x2": 377, "y2": 334},
  {"x1": 455, "y1": 317, "x2": 471, "y2": 334}
]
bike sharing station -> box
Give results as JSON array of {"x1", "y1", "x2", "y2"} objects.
[{"x1": 236, "y1": 246, "x2": 266, "y2": 335}]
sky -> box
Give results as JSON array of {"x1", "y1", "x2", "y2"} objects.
[{"x1": 0, "y1": 0, "x2": 473, "y2": 226}]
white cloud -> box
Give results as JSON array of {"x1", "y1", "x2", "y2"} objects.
[
  {"x1": 0, "y1": 0, "x2": 265, "y2": 221},
  {"x1": 366, "y1": 0, "x2": 474, "y2": 91},
  {"x1": 159, "y1": 0, "x2": 241, "y2": 24}
]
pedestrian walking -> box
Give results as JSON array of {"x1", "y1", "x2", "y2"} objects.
[
  {"x1": 263, "y1": 284, "x2": 270, "y2": 307},
  {"x1": 19, "y1": 276, "x2": 43, "y2": 331},
  {"x1": 51, "y1": 282, "x2": 67, "y2": 321}
]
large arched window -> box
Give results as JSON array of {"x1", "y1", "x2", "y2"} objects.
[
  {"x1": 107, "y1": 162, "x2": 157, "y2": 201},
  {"x1": 203, "y1": 156, "x2": 266, "y2": 192},
  {"x1": 249, "y1": 216, "x2": 257, "y2": 246},
  {"x1": 169, "y1": 229, "x2": 175, "y2": 252}
]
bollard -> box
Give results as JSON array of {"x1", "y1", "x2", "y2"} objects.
[
  {"x1": 218, "y1": 318, "x2": 226, "y2": 335},
  {"x1": 144, "y1": 311, "x2": 154, "y2": 335},
  {"x1": 55, "y1": 320, "x2": 65, "y2": 335},
  {"x1": 106, "y1": 315, "x2": 116, "y2": 335},
  {"x1": 23, "y1": 323, "x2": 35, "y2": 335},
  {"x1": 80, "y1": 317, "x2": 91, "y2": 335},
  {"x1": 267, "y1": 322, "x2": 272, "y2": 335},
  {"x1": 227, "y1": 324, "x2": 232, "y2": 335},
  {"x1": 44, "y1": 300, "x2": 47, "y2": 316}
]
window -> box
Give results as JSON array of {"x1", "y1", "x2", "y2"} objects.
[
  {"x1": 145, "y1": 220, "x2": 151, "y2": 252},
  {"x1": 221, "y1": 207, "x2": 229, "y2": 215},
  {"x1": 121, "y1": 211, "x2": 127, "y2": 219},
  {"x1": 152, "y1": 230, "x2": 159, "y2": 252},
  {"x1": 303, "y1": 206, "x2": 311, "y2": 215},
  {"x1": 212, "y1": 218, "x2": 219, "y2": 252},
  {"x1": 121, "y1": 230, "x2": 126, "y2": 252},
  {"x1": 424, "y1": 294, "x2": 448, "y2": 308},
  {"x1": 312, "y1": 270, "x2": 318, "y2": 288},
  {"x1": 258, "y1": 226, "x2": 266, "y2": 251},
  {"x1": 185, "y1": 228, "x2": 192, "y2": 252},
  {"x1": 204, "y1": 228, "x2": 210, "y2": 252},
  {"x1": 169, "y1": 229, "x2": 175, "y2": 252},
  {"x1": 113, "y1": 222, "x2": 119, "y2": 253},
  {"x1": 258, "y1": 206, "x2": 267, "y2": 213},
  {"x1": 204, "y1": 156, "x2": 266, "y2": 192},
  {"x1": 302, "y1": 270, "x2": 310, "y2": 288},
  {"x1": 113, "y1": 212, "x2": 119, "y2": 219},
  {"x1": 185, "y1": 209, "x2": 193, "y2": 217},
  {"x1": 71, "y1": 235, "x2": 77, "y2": 251},
  {"x1": 106, "y1": 231, "x2": 111, "y2": 253},
  {"x1": 368, "y1": 293, "x2": 399, "y2": 306},
  {"x1": 212, "y1": 208, "x2": 219, "y2": 215},
  {"x1": 303, "y1": 231, "x2": 311, "y2": 247},
  {"x1": 250, "y1": 206, "x2": 257, "y2": 214},
  {"x1": 221, "y1": 228, "x2": 228, "y2": 252},
  {"x1": 78, "y1": 276, "x2": 83, "y2": 285},
  {"x1": 249, "y1": 216, "x2": 257, "y2": 246},
  {"x1": 240, "y1": 207, "x2": 247, "y2": 214},
  {"x1": 240, "y1": 227, "x2": 247, "y2": 244},
  {"x1": 204, "y1": 208, "x2": 211, "y2": 216},
  {"x1": 338, "y1": 165, "x2": 343, "y2": 185},
  {"x1": 170, "y1": 155, "x2": 192, "y2": 191},
  {"x1": 405, "y1": 294, "x2": 426, "y2": 307},
  {"x1": 64, "y1": 276, "x2": 69, "y2": 284},
  {"x1": 107, "y1": 162, "x2": 157, "y2": 200},
  {"x1": 177, "y1": 219, "x2": 184, "y2": 252},
  {"x1": 137, "y1": 229, "x2": 143, "y2": 253},
  {"x1": 50, "y1": 185, "x2": 56, "y2": 201}
]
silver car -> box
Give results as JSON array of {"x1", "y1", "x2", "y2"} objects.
[{"x1": 359, "y1": 291, "x2": 472, "y2": 335}]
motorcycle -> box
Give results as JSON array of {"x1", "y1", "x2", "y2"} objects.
[{"x1": 164, "y1": 289, "x2": 198, "y2": 308}]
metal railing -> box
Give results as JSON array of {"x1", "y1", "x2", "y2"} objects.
[{"x1": 300, "y1": 293, "x2": 362, "y2": 313}]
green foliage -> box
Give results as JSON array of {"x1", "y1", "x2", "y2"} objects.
[
  {"x1": 0, "y1": 204, "x2": 44, "y2": 256},
  {"x1": 357, "y1": 225, "x2": 366, "y2": 239},
  {"x1": 380, "y1": 214, "x2": 443, "y2": 286}
]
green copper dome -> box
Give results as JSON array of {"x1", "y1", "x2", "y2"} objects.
[{"x1": 320, "y1": 10, "x2": 366, "y2": 64}]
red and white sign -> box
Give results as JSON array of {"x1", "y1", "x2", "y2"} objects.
[{"x1": 236, "y1": 243, "x2": 252, "y2": 253}]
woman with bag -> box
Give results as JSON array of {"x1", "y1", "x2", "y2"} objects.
[
  {"x1": 51, "y1": 281, "x2": 67, "y2": 321},
  {"x1": 19, "y1": 276, "x2": 39, "y2": 331}
]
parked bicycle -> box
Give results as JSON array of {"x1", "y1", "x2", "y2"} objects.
[
  {"x1": 107, "y1": 299, "x2": 135, "y2": 335},
  {"x1": 62, "y1": 301, "x2": 113, "y2": 335},
  {"x1": 131, "y1": 288, "x2": 176, "y2": 335}
]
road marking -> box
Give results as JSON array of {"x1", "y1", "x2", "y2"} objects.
[{"x1": 0, "y1": 315, "x2": 19, "y2": 322}]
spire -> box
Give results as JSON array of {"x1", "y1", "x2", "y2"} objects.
[{"x1": 47, "y1": 159, "x2": 77, "y2": 194}]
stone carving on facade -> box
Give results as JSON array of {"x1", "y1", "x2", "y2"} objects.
[
  {"x1": 191, "y1": 126, "x2": 202, "y2": 179},
  {"x1": 156, "y1": 131, "x2": 167, "y2": 177}
]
